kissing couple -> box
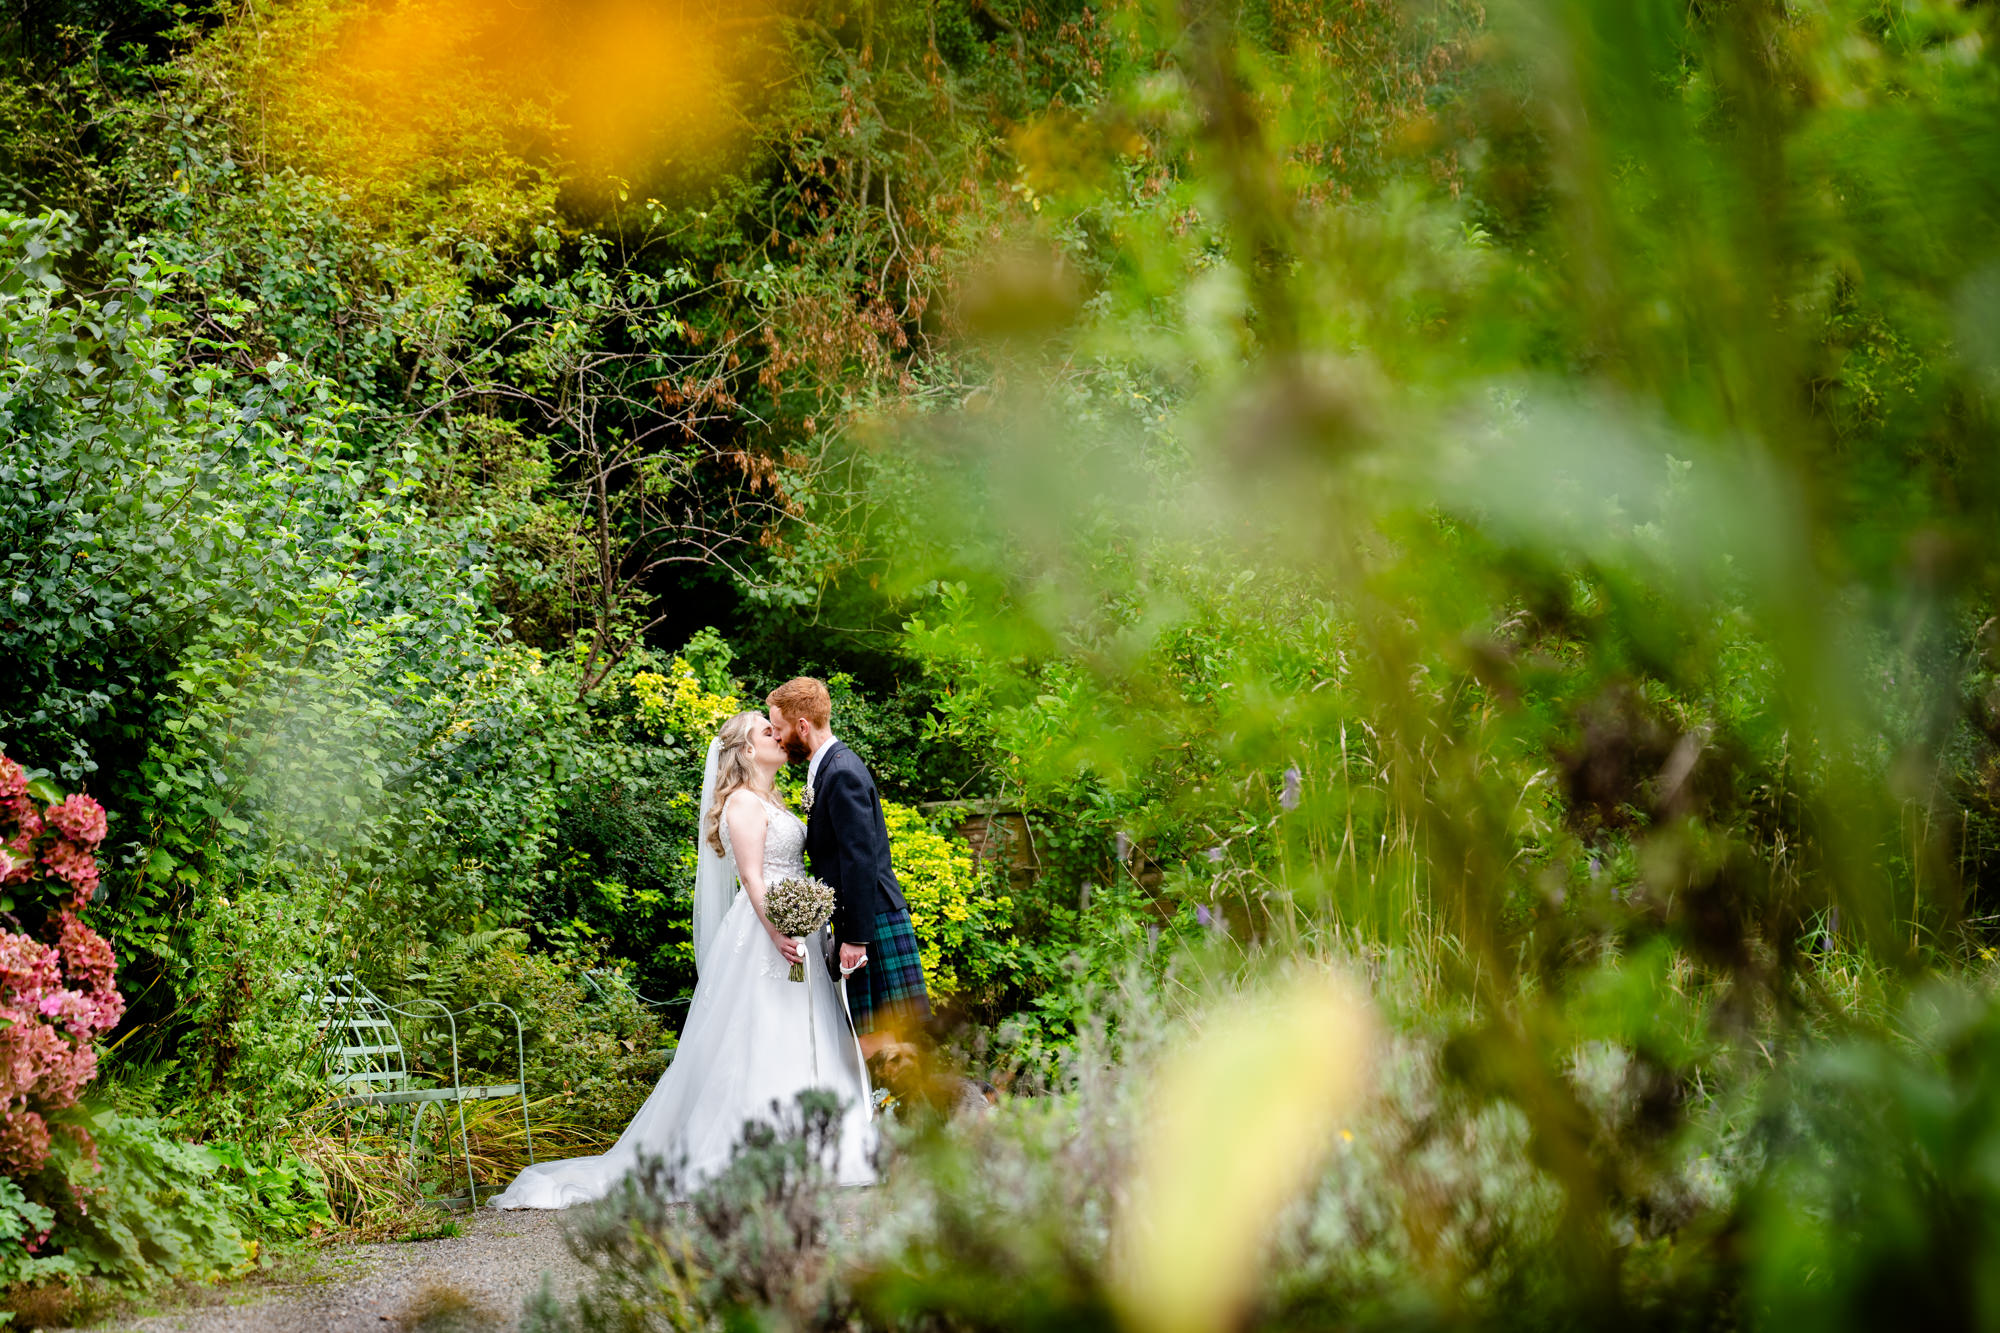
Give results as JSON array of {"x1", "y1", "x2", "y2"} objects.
[{"x1": 491, "y1": 676, "x2": 930, "y2": 1207}]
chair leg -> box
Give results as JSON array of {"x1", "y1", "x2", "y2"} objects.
[
  {"x1": 409, "y1": 1101, "x2": 430, "y2": 1176},
  {"x1": 456, "y1": 1094, "x2": 477, "y2": 1209}
]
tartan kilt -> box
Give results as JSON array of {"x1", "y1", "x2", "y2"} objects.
[{"x1": 847, "y1": 907, "x2": 931, "y2": 1036}]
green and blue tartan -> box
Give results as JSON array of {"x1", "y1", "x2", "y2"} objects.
[{"x1": 848, "y1": 907, "x2": 931, "y2": 1036}]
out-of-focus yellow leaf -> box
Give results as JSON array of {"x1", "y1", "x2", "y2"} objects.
[{"x1": 1115, "y1": 972, "x2": 1373, "y2": 1333}]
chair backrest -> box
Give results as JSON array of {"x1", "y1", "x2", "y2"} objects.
[
  {"x1": 583, "y1": 967, "x2": 684, "y2": 1013},
  {"x1": 304, "y1": 972, "x2": 412, "y2": 1098}
]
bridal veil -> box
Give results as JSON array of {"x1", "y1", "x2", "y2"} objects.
[{"x1": 690, "y1": 736, "x2": 734, "y2": 971}]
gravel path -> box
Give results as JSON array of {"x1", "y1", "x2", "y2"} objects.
[{"x1": 87, "y1": 1210, "x2": 588, "y2": 1333}]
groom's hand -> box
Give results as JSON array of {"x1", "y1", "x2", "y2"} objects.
[{"x1": 839, "y1": 942, "x2": 868, "y2": 974}]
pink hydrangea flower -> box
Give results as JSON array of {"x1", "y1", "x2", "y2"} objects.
[
  {"x1": 33, "y1": 962, "x2": 121, "y2": 1037},
  {"x1": 0, "y1": 931, "x2": 60, "y2": 998},
  {"x1": 57, "y1": 912, "x2": 118, "y2": 995},
  {"x1": 6, "y1": 801, "x2": 42, "y2": 844},
  {"x1": 0, "y1": 750, "x2": 125, "y2": 1191},
  {"x1": 38, "y1": 988, "x2": 117, "y2": 1040},
  {"x1": 1, "y1": 759, "x2": 40, "y2": 844},
  {"x1": 1, "y1": 841, "x2": 36, "y2": 887},
  {"x1": 0, "y1": 1016, "x2": 73, "y2": 1104},
  {"x1": 45, "y1": 794, "x2": 107, "y2": 847},
  {"x1": 0, "y1": 1102, "x2": 52, "y2": 1175},
  {"x1": 40, "y1": 838, "x2": 100, "y2": 902}
]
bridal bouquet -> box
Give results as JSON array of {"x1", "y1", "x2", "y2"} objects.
[{"x1": 765, "y1": 875, "x2": 835, "y2": 982}]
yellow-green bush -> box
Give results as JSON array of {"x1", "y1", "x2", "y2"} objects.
[
  {"x1": 882, "y1": 801, "x2": 1011, "y2": 1006},
  {"x1": 631, "y1": 657, "x2": 740, "y2": 742}
]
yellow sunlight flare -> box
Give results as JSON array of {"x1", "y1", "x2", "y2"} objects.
[
  {"x1": 1115, "y1": 972, "x2": 1375, "y2": 1333},
  {"x1": 261, "y1": 0, "x2": 781, "y2": 228}
]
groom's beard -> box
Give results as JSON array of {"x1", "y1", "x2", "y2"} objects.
[{"x1": 782, "y1": 736, "x2": 810, "y2": 763}]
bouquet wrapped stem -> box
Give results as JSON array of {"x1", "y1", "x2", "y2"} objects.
[{"x1": 765, "y1": 875, "x2": 836, "y2": 983}]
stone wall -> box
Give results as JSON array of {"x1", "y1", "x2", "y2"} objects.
[{"x1": 918, "y1": 800, "x2": 1040, "y2": 897}]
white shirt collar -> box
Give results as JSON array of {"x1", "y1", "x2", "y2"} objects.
[{"x1": 806, "y1": 734, "x2": 840, "y2": 790}]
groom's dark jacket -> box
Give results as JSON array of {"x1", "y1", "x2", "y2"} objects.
[{"x1": 804, "y1": 741, "x2": 909, "y2": 947}]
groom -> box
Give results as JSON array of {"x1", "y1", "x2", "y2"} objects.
[{"x1": 766, "y1": 677, "x2": 932, "y2": 1059}]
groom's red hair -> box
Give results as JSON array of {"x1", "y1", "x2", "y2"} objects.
[{"x1": 766, "y1": 676, "x2": 831, "y2": 728}]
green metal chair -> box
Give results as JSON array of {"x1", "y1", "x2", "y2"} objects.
[
  {"x1": 581, "y1": 966, "x2": 687, "y2": 1017},
  {"x1": 306, "y1": 973, "x2": 535, "y2": 1208}
]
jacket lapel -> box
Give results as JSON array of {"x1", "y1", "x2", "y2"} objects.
[
  {"x1": 806, "y1": 741, "x2": 845, "y2": 833},
  {"x1": 813, "y1": 742, "x2": 846, "y2": 795}
]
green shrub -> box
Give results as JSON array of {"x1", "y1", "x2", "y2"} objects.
[
  {"x1": 529, "y1": 642, "x2": 743, "y2": 997},
  {"x1": 542, "y1": 752, "x2": 707, "y2": 993},
  {"x1": 3, "y1": 1103, "x2": 329, "y2": 1313},
  {"x1": 420, "y1": 945, "x2": 674, "y2": 1139},
  {"x1": 522, "y1": 1090, "x2": 855, "y2": 1333},
  {"x1": 0, "y1": 1177, "x2": 74, "y2": 1299},
  {"x1": 881, "y1": 801, "x2": 1014, "y2": 1010},
  {"x1": 630, "y1": 653, "x2": 741, "y2": 743},
  {"x1": 0, "y1": 209, "x2": 543, "y2": 1136},
  {"x1": 1746, "y1": 983, "x2": 2000, "y2": 1331},
  {"x1": 203, "y1": 1140, "x2": 337, "y2": 1244},
  {"x1": 820, "y1": 673, "x2": 980, "y2": 804},
  {"x1": 45, "y1": 1114, "x2": 258, "y2": 1290}
]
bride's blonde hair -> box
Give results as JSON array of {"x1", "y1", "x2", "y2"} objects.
[{"x1": 705, "y1": 711, "x2": 779, "y2": 855}]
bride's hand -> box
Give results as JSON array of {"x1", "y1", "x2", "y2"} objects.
[{"x1": 765, "y1": 925, "x2": 804, "y2": 967}]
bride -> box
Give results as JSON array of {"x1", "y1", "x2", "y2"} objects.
[{"x1": 490, "y1": 711, "x2": 875, "y2": 1208}]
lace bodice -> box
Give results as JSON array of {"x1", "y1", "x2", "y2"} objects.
[{"x1": 719, "y1": 792, "x2": 807, "y2": 882}]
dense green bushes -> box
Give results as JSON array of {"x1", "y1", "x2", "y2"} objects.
[
  {"x1": 865, "y1": 0, "x2": 2000, "y2": 972},
  {"x1": 2, "y1": 1112, "x2": 331, "y2": 1313},
  {"x1": 46, "y1": 1114, "x2": 327, "y2": 1290},
  {"x1": 0, "y1": 0, "x2": 1112, "y2": 1306},
  {"x1": 4, "y1": 0, "x2": 1999, "y2": 1319},
  {"x1": 0, "y1": 0, "x2": 1072, "y2": 1151},
  {"x1": 834, "y1": 0, "x2": 2000, "y2": 1320},
  {"x1": 0, "y1": 205, "x2": 525, "y2": 1117},
  {"x1": 879, "y1": 800, "x2": 1012, "y2": 1010}
]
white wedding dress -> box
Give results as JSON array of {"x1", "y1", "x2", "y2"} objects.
[{"x1": 489, "y1": 792, "x2": 875, "y2": 1209}]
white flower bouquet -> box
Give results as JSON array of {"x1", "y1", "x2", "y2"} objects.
[{"x1": 764, "y1": 874, "x2": 835, "y2": 982}]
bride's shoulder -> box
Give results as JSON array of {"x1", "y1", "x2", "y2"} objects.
[{"x1": 723, "y1": 788, "x2": 771, "y2": 820}]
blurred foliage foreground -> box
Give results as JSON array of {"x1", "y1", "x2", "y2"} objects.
[
  {"x1": 505, "y1": 0, "x2": 2000, "y2": 1322},
  {"x1": 522, "y1": 960, "x2": 2000, "y2": 1333},
  {"x1": 5, "y1": 0, "x2": 2000, "y2": 1326},
  {"x1": 770, "y1": 0, "x2": 2000, "y2": 1326}
]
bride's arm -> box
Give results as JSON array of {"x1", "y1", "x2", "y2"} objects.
[{"x1": 724, "y1": 791, "x2": 803, "y2": 967}]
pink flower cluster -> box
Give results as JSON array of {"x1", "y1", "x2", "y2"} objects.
[
  {"x1": 0, "y1": 752, "x2": 123, "y2": 1184},
  {"x1": 1, "y1": 756, "x2": 42, "y2": 886}
]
